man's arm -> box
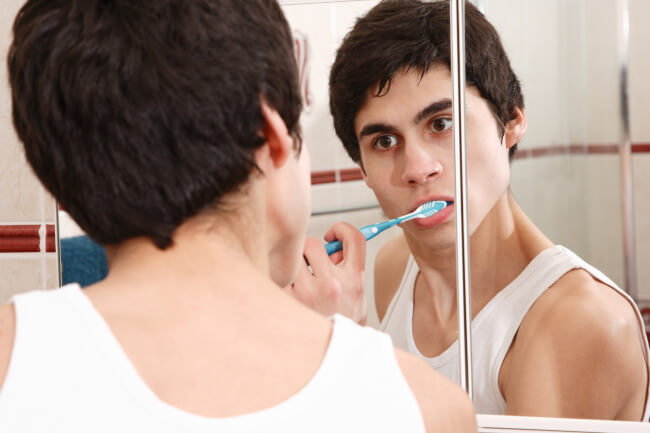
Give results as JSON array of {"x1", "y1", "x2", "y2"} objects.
[
  {"x1": 0, "y1": 304, "x2": 16, "y2": 391},
  {"x1": 374, "y1": 233, "x2": 410, "y2": 322},
  {"x1": 396, "y1": 348, "x2": 477, "y2": 432},
  {"x1": 501, "y1": 269, "x2": 647, "y2": 420}
]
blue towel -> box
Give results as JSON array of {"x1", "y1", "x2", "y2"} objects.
[{"x1": 60, "y1": 235, "x2": 108, "y2": 287}]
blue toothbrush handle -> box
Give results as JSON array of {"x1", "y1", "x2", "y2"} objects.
[
  {"x1": 324, "y1": 240, "x2": 343, "y2": 255},
  {"x1": 323, "y1": 219, "x2": 398, "y2": 256}
]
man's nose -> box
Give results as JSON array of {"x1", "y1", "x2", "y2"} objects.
[{"x1": 401, "y1": 142, "x2": 443, "y2": 185}]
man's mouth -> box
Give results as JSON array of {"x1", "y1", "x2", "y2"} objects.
[{"x1": 408, "y1": 196, "x2": 455, "y2": 228}]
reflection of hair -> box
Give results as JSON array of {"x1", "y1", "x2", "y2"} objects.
[
  {"x1": 8, "y1": 0, "x2": 302, "y2": 249},
  {"x1": 330, "y1": 0, "x2": 524, "y2": 164}
]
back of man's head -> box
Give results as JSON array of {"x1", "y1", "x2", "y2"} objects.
[
  {"x1": 329, "y1": 0, "x2": 524, "y2": 164},
  {"x1": 9, "y1": 0, "x2": 302, "y2": 249}
]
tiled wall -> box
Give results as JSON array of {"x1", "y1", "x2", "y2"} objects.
[
  {"x1": 2, "y1": 0, "x2": 649, "y2": 313},
  {"x1": 484, "y1": 0, "x2": 650, "y2": 297},
  {"x1": 0, "y1": 0, "x2": 59, "y2": 303}
]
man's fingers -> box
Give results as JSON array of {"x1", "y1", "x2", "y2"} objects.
[
  {"x1": 329, "y1": 250, "x2": 344, "y2": 265},
  {"x1": 303, "y1": 236, "x2": 333, "y2": 276},
  {"x1": 327, "y1": 222, "x2": 366, "y2": 270}
]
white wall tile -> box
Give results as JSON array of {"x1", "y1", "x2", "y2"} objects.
[
  {"x1": 0, "y1": 116, "x2": 46, "y2": 223},
  {"x1": 583, "y1": 155, "x2": 625, "y2": 287},
  {"x1": 45, "y1": 254, "x2": 60, "y2": 290},
  {"x1": 0, "y1": 257, "x2": 43, "y2": 303},
  {"x1": 629, "y1": 0, "x2": 650, "y2": 143},
  {"x1": 311, "y1": 180, "x2": 378, "y2": 215}
]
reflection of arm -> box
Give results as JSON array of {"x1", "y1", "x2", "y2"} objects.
[
  {"x1": 396, "y1": 348, "x2": 477, "y2": 432},
  {"x1": 501, "y1": 269, "x2": 647, "y2": 420},
  {"x1": 374, "y1": 233, "x2": 410, "y2": 322},
  {"x1": 0, "y1": 305, "x2": 15, "y2": 392}
]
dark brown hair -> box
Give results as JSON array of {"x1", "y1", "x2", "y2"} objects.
[
  {"x1": 329, "y1": 0, "x2": 524, "y2": 164},
  {"x1": 8, "y1": 0, "x2": 302, "y2": 249}
]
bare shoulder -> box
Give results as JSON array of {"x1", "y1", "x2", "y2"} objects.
[
  {"x1": 0, "y1": 303, "x2": 16, "y2": 391},
  {"x1": 504, "y1": 269, "x2": 646, "y2": 418},
  {"x1": 374, "y1": 233, "x2": 411, "y2": 322},
  {"x1": 522, "y1": 269, "x2": 642, "y2": 347},
  {"x1": 395, "y1": 348, "x2": 477, "y2": 433}
]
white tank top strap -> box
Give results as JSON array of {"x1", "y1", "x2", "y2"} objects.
[
  {"x1": 0, "y1": 285, "x2": 425, "y2": 432},
  {"x1": 381, "y1": 253, "x2": 418, "y2": 330}
]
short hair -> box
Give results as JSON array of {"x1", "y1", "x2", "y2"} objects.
[
  {"x1": 329, "y1": 0, "x2": 524, "y2": 164},
  {"x1": 8, "y1": 0, "x2": 302, "y2": 249}
]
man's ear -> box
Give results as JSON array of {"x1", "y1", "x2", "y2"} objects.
[
  {"x1": 258, "y1": 99, "x2": 293, "y2": 169},
  {"x1": 504, "y1": 106, "x2": 527, "y2": 149}
]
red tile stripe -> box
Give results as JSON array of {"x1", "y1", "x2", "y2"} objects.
[
  {"x1": 46, "y1": 224, "x2": 56, "y2": 253},
  {"x1": 0, "y1": 225, "x2": 41, "y2": 253},
  {"x1": 311, "y1": 170, "x2": 337, "y2": 185},
  {"x1": 514, "y1": 142, "x2": 650, "y2": 160},
  {"x1": 0, "y1": 224, "x2": 57, "y2": 253},
  {"x1": 339, "y1": 168, "x2": 364, "y2": 182},
  {"x1": 633, "y1": 143, "x2": 650, "y2": 153},
  {"x1": 311, "y1": 168, "x2": 363, "y2": 185}
]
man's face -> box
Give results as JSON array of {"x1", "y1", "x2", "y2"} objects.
[{"x1": 354, "y1": 65, "x2": 514, "y2": 250}]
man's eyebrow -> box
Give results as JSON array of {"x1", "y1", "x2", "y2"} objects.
[
  {"x1": 413, "y1": 99, "x2": 453, "y2": 124},
  {"x1": 358, "y1": 123, "x2": 398, "y2": 139}
]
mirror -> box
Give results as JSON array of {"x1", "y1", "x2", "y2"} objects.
[
  {"x1": 53, "y1": 0, "x2": 650, "y2": 430},
  {"x1": 471, "y1": 0, "x2": 650, "y2": 422}
]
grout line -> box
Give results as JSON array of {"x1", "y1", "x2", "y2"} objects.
[
  {"x1": 0, "y1": 222, "x2": 54, "y2": 226},
  {"x1": 0, "y1": 253, "x2": 56, "y2": 259}
]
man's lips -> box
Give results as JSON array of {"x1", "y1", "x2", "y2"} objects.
[{"x1": 411, "y1": 201, "x2": 455, "y2": 228}]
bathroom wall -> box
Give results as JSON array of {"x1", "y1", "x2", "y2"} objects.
[
  {"x1": 2, "y1": 0, "x2": 648, "y2": 312},
  {"x1": 0, "y1": 0, "x2": 59, "y2": 303},
  {"x1": 483, "y1": 0, "x2": 650, "y2": 298}
]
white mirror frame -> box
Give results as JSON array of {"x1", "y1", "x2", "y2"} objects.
[{"x1": 478, "y1": 414, "x2": 650, "y2": 432}]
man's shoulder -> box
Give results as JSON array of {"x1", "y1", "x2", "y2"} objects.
[
  {"x1": 503, "y1": 268, "x2": 647, "y2": 417},
  {"x1": 394, "y1": 348, "x2": 477, "y2": 432},
  {"x1": 0, "y1": 303, "x2": 16, "y2": 392},
  {"x1": 374, "y1": 233, "x2": 411, "y2": 322},
  {"x1": 523, "y1": 268, "x2": 640, "y2": 341}
]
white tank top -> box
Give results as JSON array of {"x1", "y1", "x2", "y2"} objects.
[
  {"x1": 0, "y1": 284, "x2": 425, "y2": 432},
  {"x1": 380, "y1": 245, "x2": 650, "y2": 418}
]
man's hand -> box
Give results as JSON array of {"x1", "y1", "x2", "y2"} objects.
[{"x1": 285, "y1": 222, "x2": 367, "y2": 325}]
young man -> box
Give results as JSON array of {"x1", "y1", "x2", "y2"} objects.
[
  {"x1": 315, "y1": 0, "x2": 649, "y2": 421},
  {"x1": 0, "y1": 0, "x2": 476, "y2": 431}
]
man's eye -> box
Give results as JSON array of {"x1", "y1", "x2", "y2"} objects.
[
  {"x1": 374, "y1": 135, "x2": 398, "y2": 150},
  {"x1": 429, "y1": 118, "x2": 453, "y2": 132}
]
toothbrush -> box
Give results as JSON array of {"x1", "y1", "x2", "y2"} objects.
[{"x1": 324, "y1": 200, "x2": 450, "y2": 255}]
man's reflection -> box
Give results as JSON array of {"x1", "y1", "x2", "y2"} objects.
[{"x1": 303, "y1": 0, "x2": 649, "y2": 420}]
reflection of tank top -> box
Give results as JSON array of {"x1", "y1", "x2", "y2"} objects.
[
  {"x1": 0, "y1": 285, "x2": 425, "y2": 432},
  {"x1": 380, "y1": 245, "x2": 650, "y2": 418}
]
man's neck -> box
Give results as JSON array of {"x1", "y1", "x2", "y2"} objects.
[
  {"x1": 86, "y1": 213, "x2": 287, "y2": 322},
  {"x1": 405, "y1": 192, "x2": 552, "y2": 319}
]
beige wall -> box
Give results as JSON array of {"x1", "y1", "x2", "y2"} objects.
[
  {"x1": 0, "y1": 0, "x2": 58, "y2": 303},
  {"x1": 485, "y1": 0, "x2": 649, "y2": 296}
]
